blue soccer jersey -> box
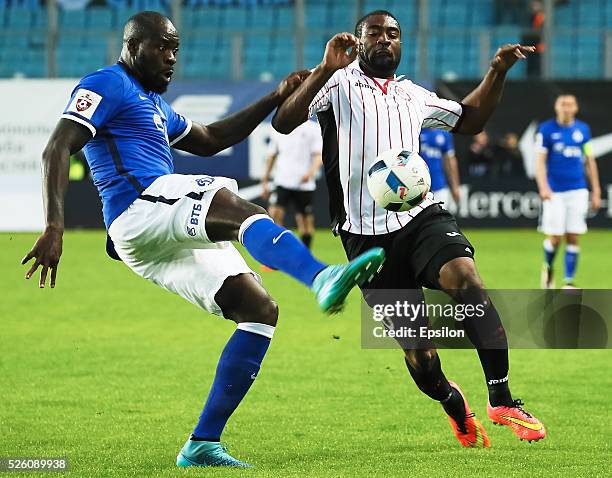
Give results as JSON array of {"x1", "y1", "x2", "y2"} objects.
[
  {"x1": 62, "y1": 63, "x2": 192, "y2": 228},
  {"x1": 536, "y1": 119, "x2": 591, "y2": 192},
  {"x1": 419, "y1": 128, "x2": 454, "y2": 192}
]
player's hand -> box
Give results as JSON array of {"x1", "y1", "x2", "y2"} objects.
[
  {"x1": 590, "y1": 190, "x2": 601, "y2": 211},
  {"x1": 321, "y1": 33, "x2": 359, "y2": 73},
  {"x1": 21, "y1": 226, "x2": 63, "y2": 288},
  {"x1": 490, "y1": 44, "x2": 535, "y2": 73},
  {"x1": 451, "y1": 187, "x2": 461, "y2": 203},
  {"x1": 276, "y1": 70, "x2": 311, "y2": 102},
  {"x1": 539, "y1": 186, "x2": 553, "y2": 201}
]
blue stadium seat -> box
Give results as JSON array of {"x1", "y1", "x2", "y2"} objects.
[
  {"x1": 7, "y1": 7, "x2": 32, "y2": 27},
  {"x1": 275, "y1": 6, "x2": 293, "y2": 29},
  {"x1": 32, "y1": 8, "x2": 47, "y2": 28},
  {"x1": 305, "y1": 4, "x2": 327, "y2": 28},
  {"x1": 249, "y1": 6, "x2": 276, "y2": 28},
  {"x1": 60, "y1": 9, "x2": 86, "y2": 28},
  {"x1": 87, "y1": 7, "x2": 113, "y2": 30},
  {"x1": 225, "y1": 7, "x2": 248, "y2": 28}
]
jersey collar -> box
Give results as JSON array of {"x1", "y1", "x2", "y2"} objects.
[{"x1": 349, "y1": 60, "x2": 405, "y2": 94}]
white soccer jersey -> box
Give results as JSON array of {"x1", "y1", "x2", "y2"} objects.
[
  {"x1": 267, "y1": 119, "x2": 323, "y2": 191},
  {"x1": 309, "y1": 60, "x2": 463, "y2": 235}
]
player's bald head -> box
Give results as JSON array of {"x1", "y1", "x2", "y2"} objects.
[{"x1": 123, "y1": 11, "x2": 176, "y2": 43}]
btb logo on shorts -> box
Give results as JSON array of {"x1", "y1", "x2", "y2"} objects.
[{"x1": 186, "y1": 203, "x2": 202, "y2": 236}]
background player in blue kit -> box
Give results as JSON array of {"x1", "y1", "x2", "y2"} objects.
[
  {"x1": 20, "y1": 11, "x2": 384, "y2": 468},
  {"x1": 536, "y1": 94, "x2": 601, "y2": 288},
  {"x1": 419, "y1": 128, "x2": 461, "y2": 210}
]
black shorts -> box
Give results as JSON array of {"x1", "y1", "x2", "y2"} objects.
[
  {"x1": 271, "y1": 186, "x2": 314, "y2": 215},
  {"x1": 340, "y1": 205, "x2": 474, "y2": 291}
]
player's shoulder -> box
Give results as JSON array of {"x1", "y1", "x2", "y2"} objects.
[
  {"x1": 79, "y1": 64, "x2": 126, "y2": 86},
  {"x1": 538, "y1": 118, "x2": 557, "y2": 133},
  {"x1": 400, "y1": 79, "x2": 435, "y2": 98},
  {"x1": 574, "y1": 118, "x2": 591, "y2": 131}
]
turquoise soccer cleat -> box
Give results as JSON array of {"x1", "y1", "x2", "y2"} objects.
[
  {"x1": 176, "y1": 438, "x2": 252, "y2": 468},
  {"x1": 312, "y1": 247, "x2": 385, "y2": 314}
]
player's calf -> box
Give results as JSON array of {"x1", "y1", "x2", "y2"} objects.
[{"x1": 438, "y1": 257, "x2": 513, "y2": 407}]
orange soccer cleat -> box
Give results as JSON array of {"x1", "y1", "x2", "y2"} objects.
[
  {"x1": 487, "y1": 399, "x2": 546, "y2": 442},
  {"x1": 446, "y1": 381, "x2": 490, "y2": 448}
]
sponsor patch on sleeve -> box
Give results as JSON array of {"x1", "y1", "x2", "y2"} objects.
[{"x1": 66, "y1": 89, "x2": 103, "y2": 120}]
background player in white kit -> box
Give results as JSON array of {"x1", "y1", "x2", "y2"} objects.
[
  {"x1": 261, "y1": 118, "x2": 323, "y2": 249},
  {"x1": 274, "y1": 10, "x2": 546, "y2": 449},
  {"x1": 536, "y1": 94, "x2": 601, "y2": 288}
]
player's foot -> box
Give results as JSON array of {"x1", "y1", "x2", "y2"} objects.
[
  {"x1": 540, "y1": 264, "x2": 554, "y2": 289},
  {"x1": 445, "y1": 381, "x2": 490, "y2": 448},
  {"x1": 561, "y1": 280, "x2": 578, "y2": 289},
  {"x1": 312, "y1": 247, "x2": 385, "y2": 314},
  {"x1": 176, "y1": 438, "x2": 252, "y2": 468},
  {"x1": 487, "y1": 399, "x2": 546, "y2": 442}
]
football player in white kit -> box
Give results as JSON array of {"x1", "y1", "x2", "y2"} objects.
[
  {"x1": 273, "y1": 10, "x2": 546, "y2": 448},
  {"x1": 536, "y1": 94, "x2": 601, "y2": 288},
  {"x1": 261, "y1": 118, "x2": 323, "y2": 249}
]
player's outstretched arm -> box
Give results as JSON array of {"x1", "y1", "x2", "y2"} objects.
[
  {"x1": 21, "y1": 119, "x2": 91, "y2": 288},
  {"x1": 454, "y1": 44, "x2": 535, "y2": 135},
  {"x1": 172, "y1": 70, "x2": 310, "y2": 157},
  {"x1": 272, "y1": 33, "x2": 358, "y2": 134}
]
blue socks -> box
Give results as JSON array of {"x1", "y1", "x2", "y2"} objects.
[
  {"x1": 564, "y1": 245, "x2": 579, "y2": 283},
  {"x1": 543, "y1": 238, "x2": 557, "y2": 268},
  {"x1": 193, "y1": 323, "x2": 274, "y2": 441},
  {"x1": 239, "y1": 215, "x2": 326, "y2": 286}
]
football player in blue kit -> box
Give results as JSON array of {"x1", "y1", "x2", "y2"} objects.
[
  {"x1": 536, "y1": 94, "x2": 601, "y2": 288},
  {"x1": 419, "y1": 128, "x2": 461, "y2": 210},
  {"x1": 20, "y1": 11, "x2": 384, "y2": 468}
]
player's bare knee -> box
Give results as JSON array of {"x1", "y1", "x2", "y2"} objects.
[
  {"x1": 244, "y1": 297, "x2": 279, "y2": 327},
  {"x1": 439, "y1": 258, "x2": 484, "y2": 292},
  {"x1": 565, "y1": 233, "x2": 579, "y2": 245}
]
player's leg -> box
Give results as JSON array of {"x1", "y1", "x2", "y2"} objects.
[
  {"x1": 539, "y1": 192, "x2": 565, "y2": 288},
  {"x1": 206, "y1": 187, "x2": 384, "y2": 313},
  {"x1": 267, "y1": 186, "x2": 286, "y2": 227},
  {"x1": 294, "y1": 190, "x2": 315, "y2": 249},
  {"x1": 178, "y1": 273, "x2": 278, "y2": 468},
  {"x1": 542, "y1": 235, "x2": 562, "y2": 288},
  {"x1": 437, "y1": 256, "x2": 546, "y2": 442},
  {"x1": 341, "y1": 223, "x2": 487, "y2": 448},
  {"x1": 562, "y1": 189, "x2": 589, "y2": 287},
  {"x1": 563, "y1": 233, "x2": 580, "y2": 287}
]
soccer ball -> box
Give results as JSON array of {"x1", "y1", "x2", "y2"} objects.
[{"x1": 366, "y1": 148, "x2": 431, "y2": 212}]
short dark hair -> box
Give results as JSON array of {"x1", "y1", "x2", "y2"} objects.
[
  {"x1": 123, "y1": 11, "x2": 170, "y2": 43},
  {"x1": 354, "y1": 10, "x2": 401, "y2": 38}
]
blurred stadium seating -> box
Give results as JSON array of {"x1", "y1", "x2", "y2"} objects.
[{"x1": 0, "y1": 0, "x2": 610, "y2": 80}]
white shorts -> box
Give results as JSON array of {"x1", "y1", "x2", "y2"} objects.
[
  {"x1": 539, "y1": 188, "x2": 589, "y2": 235},
  {"x1": 108, "y1": 174, "x2": 258, "y2": 317}
]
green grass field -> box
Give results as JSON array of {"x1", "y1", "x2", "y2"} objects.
[{"x1": 1, "y1": 230, "x2": 610, "y2": 477}]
